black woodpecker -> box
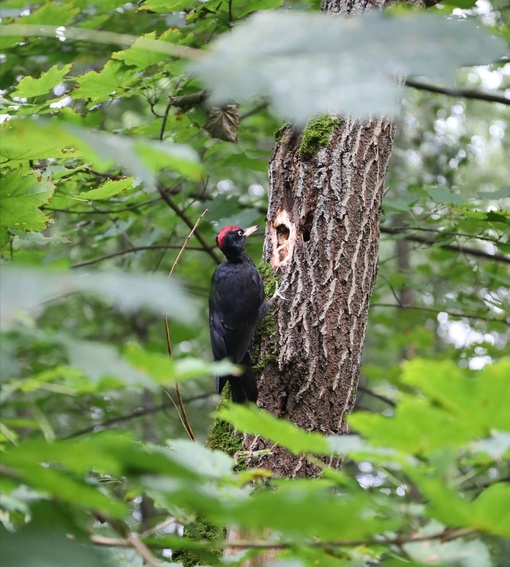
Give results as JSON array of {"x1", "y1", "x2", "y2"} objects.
[{"x1": 209, "y1": 225, "x2": 265, "y2": 403}]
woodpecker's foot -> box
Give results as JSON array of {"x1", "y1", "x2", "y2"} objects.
[{"x1": 271, "y1": 283, "x2": 287, "y2": 302}]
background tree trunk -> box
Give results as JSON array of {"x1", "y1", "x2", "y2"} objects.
[{"x1": 245, "y1": 0, "x2": 400, "y2": 477}]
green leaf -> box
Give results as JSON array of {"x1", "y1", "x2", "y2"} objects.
[
  {"x1": 73, "y1": 60, "x2": 137, "y2": 102},
  {"x1": 1, "y1": 525, "x2": 112, "y2": 567},
  {"x1": 471, "y1": 431, "x2": 510, "y2": 461},
  {"x1": 350, "y1": 396, "x2": 473, "y2": 456},
  {"x1": 123, "y1": 342, "x2": 175, "y2": 383},
  {"x1": 112, "y1": 30, "x2": 182, "y2": 69},
  {"x1": 80, "y1": 178, "x2": 136, "y2": 201},
  {"x1": 404, "y1": 523, "x2": 491, "y2": 567},
  {"x1": 477, "y1": 186, "x2": 510, "y2": 200},
  {"x1": 20, "y1": 1, "x2": 79, "y2": 26},
  {"x1": 0, "y1": 267, "x2": 198, "y2": 329},
  {"x1": 140, "y1": 0, "x2": 196, "y2": 12},
  {"x1": 135, "y1": 140, "x2": 203, "y2": 182},
  {"x1": 0, "y1": 120, "x2": 76, "y2": 163},
  {"x1": 0, "y1": 168, "x2": 55, "y2": 246},
  {"x1": 1, "y1": 119, "x2": 202, "y2": 188},
  {"x1": 169, "y1": 439, "x2": 234, "y2": 479},
  {"x1": 191, "y1": 12, "x2": 506, "y2": 122},
  {"x1": 234, "y1": 0, "x2": 283, "y2": 19},
  {"x1": 219, "y1": 405, "x2": 330, "y2": 455},
  {"x1": 472, "y1": 484, "x2": 510, "y2": 537},
  {"x1": 62, "y1": 338, "x2": 153, "y2": 387},
  {"x1": 11, "y1": 64, "x2": 72, "y2": 99},
  {"x1": 440, "y1": 0, "x2": 478, "y2": 8},
  {"x1": 425, "y1": 185, "x2": 467, "y2": 205},
  {"x1": 401, "y1": 358, "x2": 510, "y2": 434}
]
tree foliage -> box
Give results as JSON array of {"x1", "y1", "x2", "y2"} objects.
[{"x1": 0, "y1": 0, "x2": 509, "y2": 566}]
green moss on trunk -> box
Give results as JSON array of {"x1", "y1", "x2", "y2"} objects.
[{"x1": 299, "y1": 116, "x2": 340, "y2": 161}]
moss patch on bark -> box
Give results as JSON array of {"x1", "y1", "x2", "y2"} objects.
[{"x1": 299, "y1": 115, "x2": 340, "y2": 161}]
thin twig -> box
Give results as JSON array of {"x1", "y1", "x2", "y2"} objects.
[
  {"x1": 383, "y1": 226, "x2": 504, "y2": 245},
  {"x1": 381, "y1": 227, "x2": 510, "y2": 265},
  {"x1": 162, "y1": 210, "x2": 209, "y2": 441},
  {"x1": 158, "y1": 185, "x2": 221, "y2": 265},
  {"x1": 62, "y1": 393, "x2": 213, "y2": 439},
  {"x1": 405, "y1": 78, "x2": 510, "y2": 106},
  {"x1": 71, "y1": 245, "x2": 204, "y2": 269},
  {"x1": 90, "y1": 527, "x2": 477, "y2": 551},
  {"x1": 140, "y1": 517, "x2": 178, "y2": 538},
  {"x1": 169, "y1": 209, "x2": 209, "y2": 277},
  {"x1": 174, "y1": 383, "x2": 195, "y2": 441},
  {"x1": 127, "y1": 534, "x2": 161, "y2": 567},
  {"x1": 164, "y1": 389, "x2": 194, "y2": 441},
  {"x1": 159, "y1": 98, "x2": 174, "y2": 142},
  {"x1": 44, "y1": 198, "x2": 161, "y2": 215},
  {"x1": 357, "y1": 385, "x2": 396, "y2": 407}
]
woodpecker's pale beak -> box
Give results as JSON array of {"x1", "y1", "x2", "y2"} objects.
[{"x1": 243, "y1": 225, "x2": 259, "y2": 238}]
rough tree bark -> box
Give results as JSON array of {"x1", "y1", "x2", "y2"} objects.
[{"x1": 243, "y1": 0, "x2": 404, "y2": 477}]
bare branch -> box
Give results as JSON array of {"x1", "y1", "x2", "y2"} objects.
[
  {"x1": 371, "y1": 303, "x2": 509, "y2": 325},
  {"x1": 90, "y1": 527, "x2": 477, "y2": 552},
  {"x1": 381, "y1": 227, "x2": 510, "y2": 265},
  {"x1": 357, "y1": 384, "x2": 396, "y2": 407},
  {"x1": 71, "y1": 245, "x2": 204, "y2": 269},
  {"x1": 63, "y1": 393, "x2": 214, "y2": 439},
  {"x1": 405, "y1": 78, "x2": 510, "y2": 106},
  {"x1": 127, "y1": 534, "x2": 162, "y2": 567}
]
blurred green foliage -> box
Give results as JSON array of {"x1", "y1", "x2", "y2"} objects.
[{"x1": 0, "y1": 0, "x2": 509, "y2": 565}]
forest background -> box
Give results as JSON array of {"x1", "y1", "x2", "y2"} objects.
[{"x1": 0, "y1": 0, "x2": 509, "y2": 566}]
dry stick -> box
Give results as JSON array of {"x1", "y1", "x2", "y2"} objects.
[
  {"x1": 127, "y1": 534, "x2": 162, "y2": 567},
  {"x1": 163, "y1": 388, "x2": 194, "y2": 441},
  {"x1": 163, "y1": 209, "x2": 209, "y2": 441},
  {"x1": 158, "y1": 185, "x2": 221, "y2": 265},
  {"x1": 169, "y1": 209, "x2": 209, "y2": 278}
]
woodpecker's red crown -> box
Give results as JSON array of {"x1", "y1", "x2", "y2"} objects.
[{"x1": 217, "y1": 226, "x2": 243, "y2": 250}]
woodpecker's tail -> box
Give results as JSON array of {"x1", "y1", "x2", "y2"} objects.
[{"x1": 216, "y1": 359, "x2": 258, "y2": 404}]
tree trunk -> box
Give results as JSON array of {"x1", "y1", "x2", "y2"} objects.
[
  {"x1": 248, "y1": 116, "x2": 395, "y2": 475},
  {"x1": 244, "y1": 0, "x2": 399, "y2": 477}
]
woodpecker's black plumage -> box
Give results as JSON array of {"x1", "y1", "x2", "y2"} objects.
[{"x1": 209, "y1": 225, "x2": 265, "y2": 403}]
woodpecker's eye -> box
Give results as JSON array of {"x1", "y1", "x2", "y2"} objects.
[{"x1": 238, "y1": 230, "x2": 244, "y2": 237}]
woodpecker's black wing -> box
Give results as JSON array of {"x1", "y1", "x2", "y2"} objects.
[{"x1": 209, "y1": 258, "x2": 264, "y2": 401}]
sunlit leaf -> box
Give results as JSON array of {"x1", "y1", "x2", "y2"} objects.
[
  {"x1": 219, "y1": 405, "x2": 330, "y2": 454},
  {"x1": 72, "y1": 60, "x2": 137, "y2": 102},
  {"x1": 1, "y1": 120, "x2": 202, "y2": 188},
  {"x1": 11, "y1": 64, "x2": 72, "y2": 99},
  {"x1": 80, "y1": 178, "x2": 136, "y2": 201},
  {"x1": 112, "y1": 29, "x2": 182, "y2": 69},
  {"x1": 0, "y1": 168, "x2": 56, "y2": 246}
]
